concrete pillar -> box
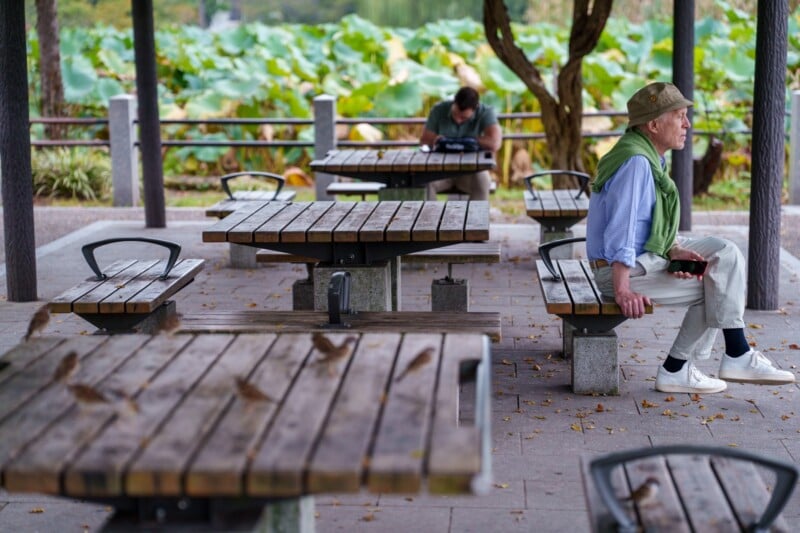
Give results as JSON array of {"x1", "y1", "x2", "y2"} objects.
[
  {"x1": 572, "y1": 331, "x2": 619, "y2": 395},
  {"x1": 790, "y1": 90, "x2": 800, "y2": 205},
  {"x1": 313, "y1": 263, "x2": 392, "y2": 312},
  {"x1": 313, "y1": 95, "x2": 336, "y2": 200},
  {"x1": 109, "y1": 94, "x2": 139, "y2": 207}
]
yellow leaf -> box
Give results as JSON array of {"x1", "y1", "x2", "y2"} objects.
[
  {"x1": 641, "y1": 399, "x2": 659, "y2": 408},
  {"x1": 570, "y1": 423, "x2": 582, "y2": 432}
]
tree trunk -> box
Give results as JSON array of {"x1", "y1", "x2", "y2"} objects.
[
  {"x1": 483, "y1": 0, "x2": 612, "y2": 188},
  {"x1": 35, "y1": 0, "x2": 66, "y2": 140}
]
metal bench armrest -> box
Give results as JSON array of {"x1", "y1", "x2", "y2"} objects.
[
  {"x1": 220, "y1": 171, "x2": 285, "y2": 201},
  {"x1": 524, "y1": 170, "x2": 591, "y2": 200},
  {"x1": 589, "y1": 445, "x2": 799, "y2": 533},
  {"x1": 537, "y1": 237, "x2": 586, "y2": 281},
  {"x1": 81, "y1": 238, "x2": 182, "y2": 281}
]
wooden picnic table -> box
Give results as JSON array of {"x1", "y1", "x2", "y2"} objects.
[
  {"x1": 310, "y1": 148, "x2": 496, "y2": 192},
  {"x1": 0, "y1": 332, "x2": 492, "y2": 531}
]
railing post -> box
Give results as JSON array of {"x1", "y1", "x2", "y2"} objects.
[
  {"x1": 109, "y1": 94, "x2": 139, "y2": 207},
  {"x1": 790, "y1": 90, "x2": 800, "y2": 205},
  {"x1": 313, "y1": 94, "x2": 336, "y2": 200}
]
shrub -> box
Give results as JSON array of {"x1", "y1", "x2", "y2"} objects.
[{"x1": 31, "y1": 148, "x2": 111, "y2": 200}]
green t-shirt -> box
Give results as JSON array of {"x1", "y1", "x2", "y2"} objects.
[{"x1": 424, "y1": 100, "x2": 498, "y2": 138}]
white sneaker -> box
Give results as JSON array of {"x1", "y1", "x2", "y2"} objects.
[
  {"x1": 719, "y1": 350, "x2": 796, "y2": 385},
  {"x1": 655, "y1": 362, "x2": 727, "y2": 394}
]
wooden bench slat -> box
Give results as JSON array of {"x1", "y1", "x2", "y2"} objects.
[
  {"x1": 177, "y1": 311, "x2": 501, "y2": 342},
  {"x1": 126, "y1": 333, "x2": 261, "y2": 496},
  {"x1": 368, "y1": 334, "x2": 442, "y2": 493},
  {"x1": 626, "y1": 457, "x2": 692, "y2": 532},
  {"x1": 98, "y1": 259, "x2": 170, "y2": 314},
  {"x1": 558, "y1": 260, "x2": 600, "y2": 315},
  {"x1": 326, "y1": 182, "x2": 385, "y2": 198},
  {"x1": 535, "y1": 260, "x2": 573, "y2": 315},
  {"x1": 186, "y1": 334, "x2": 313, "y2": 497},
  {"x1": 580, "y1": 260, "x2": 620, "y2": 315},
  {"x1": 308, "y1": 332, "x2": 404, "y2": 493},
  {"x1": 49, "y1": 260, "x2": 138, "y2": 313},
  {"x1": 72, "y1": 260, "x2": 161, "y2": 314},
  {"x1": 125, "y1": 258, "x2": 205, "y2": 313}
]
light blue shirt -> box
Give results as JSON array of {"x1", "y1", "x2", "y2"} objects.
[{"x1": 586, "y1": 155, "x2": 657, "y2": 268}]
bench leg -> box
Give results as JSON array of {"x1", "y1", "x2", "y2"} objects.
[
  {"x1": 572, "y1": 330, "x2": 619, "y2": 395},
  {"x1": 431, "y1": 277, "x2": 469, "y2": 312},
  {"x1": 80, "y1": 300, "x2": 178, "y2": 334},
  {"x1": 313, "y1": 262, "x2": 392, "y2": 312},
  {"x1": 291, "y1": 278, "x2": 314, "y2": 310},
  {"x1": 540, "y1": 229, "x2": 575, "y2": 260},
  {"x1": 562, "y1": 321, "x2": 576, "y2": 359},
  {"x1": 229, "y1": 243, "x2": 258, "y2": 269},
  {"x1": 254, "y1": 496, "x2": 315, "y2": 533}
]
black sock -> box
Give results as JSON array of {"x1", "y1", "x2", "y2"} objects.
[
  {"x1": 663, "y1": 355, "x2": 687, "y2": 373},
  {"x1": 723, "y1": 328, "x2": 750, "y2": 357}
]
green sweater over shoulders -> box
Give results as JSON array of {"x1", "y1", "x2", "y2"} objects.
[{"x1": 591, "y1": 128, "x2": 679, "y2": 258}]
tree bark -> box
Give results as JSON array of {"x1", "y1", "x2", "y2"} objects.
[
  {"x1": 483, "y1": 0, "x2": 611, "y2": 188},
  {"x1": 35, "y1": 0, "x2": 66, "y2": 139}
]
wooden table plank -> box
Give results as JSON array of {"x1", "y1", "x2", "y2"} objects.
[
  {"x1": 308, "y1": 333, "x2": 403, "y2": 493},
  {"x1": 280, "y1": 202, "x2": 334, "y2": 243},
  {"x1": 368, "y1": 334, "x2": 442, "y2": 493},
  {"x1": 314, "y1": 150, "x2": 351, "y2": 173},
  {"x1": 341, "y1": 150, "x2": 368, "y2": 173},
  {"x1": 438, "y1": 201, "x2": 467, "y2": 241},
  {"x1": 360, "y1": 201, "x2": 400, "y2": 242},
  {"x1": 356, "y1": 149, "x2": 381, "y2": 171},
  {"x1": 385, "y1": 201, "x2": 423, "y2": 242},
  {"x1": 408, "y1": 151, "x2": 429, "y2": 172},
  {"x1": 465, "y1": 200, "x2": 490, "y2": 241},
  {"x1": 247, "y1": 332, "x2": 358, "y2": 497},
  {"x1": 202, "y1": 201, "x2": 273, "y2": 242},
  {"x1": 63, "y1": 335, "x2": 225, "y2": 497},
  {"x1": 458, "y1": 152, "x2": 479, "y2": 172},
  {"x1": 73, "y1": 260, "x2": 160, "y2": 314},
  {"x1": 0, "y1": 337, "x2": 65, "y2": 387},
  {"x1": 424, "y1": 151, "x2": 445, "y2": 172},
  {"x1": 2, "y1": 335, "x2": 154, "y2": 494},
  {"x1": 442, "y1": 152, "x2": 463, "y2": 172},
  {"x1": 225, "y1": 202, "x2": 289, "y2": 244},
  {"x1": 412, "y1": 202, "x2": 446, "y2": 242},
  {"x1": 125, "y1": 333, "x2": 263, "y2": 496},
  {"x1": 428, "y1": 334, "x2": 483, "y2": 493},
  {"x1": 249, "y1": 202, "x2": 311, "y2": 244},
  {"x1": 333, "y1": 202, "x2": 378, "y2": 243},
  {"x1": 186, "y1": 334, "x2": 314, "y2": 496},
  {"x1": 307, "y1": 201, "x2": 356, "y2": 243},
  {"x1": 391, "y1": 150, "x2": 414, "y2": 172},
  {"x1": 372, "y1": 148, "x2": 401, "y2": 174}
]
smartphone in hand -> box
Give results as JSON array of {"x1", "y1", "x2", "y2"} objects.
[{"x1": 668, "y1": 259, "x2": 708, "y2": 275}]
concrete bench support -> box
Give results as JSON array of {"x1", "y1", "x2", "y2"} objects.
[
  {"x1": 312, "y1": 262, "x2": 392, "y2": 312},
  {"x1": 431, "y1": 277, "x2": 469, "y2": 312},
  {"x1": 572, "y1": 330, "x2": 619, "y2": 395}
]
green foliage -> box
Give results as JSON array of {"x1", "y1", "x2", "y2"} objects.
[{"x1": 31, "y1": 148, "x2": 111, "y2": 200}]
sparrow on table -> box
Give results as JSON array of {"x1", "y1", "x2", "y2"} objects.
[
  {"x1": 623, "y1": 476, "x2": 660, "y2": 506},
  {"x1": 395, "y1": 347, "x2": 435, "y2": 382},
  {"x1": 312, "y1": 333, "x2": 358, "y2": 364},
  {"x1": 234, "y1": 376, "x2": 274, "y2": 402},
  {"x1": 24, "y1": 304, "x2": 51, "y2": 341},
  {"x1": 67, "y1": 383, "x2": 108, "y2": 404},
  {"x1": 51, "y1": 351, "x2": 79, "y2": 383}
]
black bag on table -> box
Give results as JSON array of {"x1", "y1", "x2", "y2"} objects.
[{"x1": 434, "y1": 136, "x2": 480, "y2": 153}]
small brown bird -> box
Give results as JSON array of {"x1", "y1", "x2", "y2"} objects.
[
  {"x1": 624, "y1": 476, "x2": 660, "y2": 505},
  {"x1": 51, "y1": 351, "x2": 79, "y2": 383},
  {"x1": 312, "y1": 333, "x2": 358, "y2": 364},
  {"x1": 67, "y1": 383, "x2": 109, "y2": 404},
  {"x1": 24, "y1": 304, "x2": 51, "y2": 341},
  {"x1": 395, "y1": 347, "x2": 435, "y2": 382},
  {"x1": 235, "y1": 376, "x2": 274, "y2": 402},
  {"x1": 106, "y1": 388, "x2": 140, "y2": 415}
]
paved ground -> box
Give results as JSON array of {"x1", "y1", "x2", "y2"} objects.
[{"x1": 0, "y1": 205, "x2": 799, "y2": 532}]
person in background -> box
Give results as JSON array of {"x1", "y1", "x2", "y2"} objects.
[
  {"x1": 420, "y1": 86, "x2": 502, "y2": 200},
  {"x1": 585, "y1": 81, "x2": 795, "y2": 394}
]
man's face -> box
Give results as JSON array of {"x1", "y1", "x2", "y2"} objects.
[
  {"x1": 650, "y1": 107, "x2": 690, "y2": 153},
  {"x1": 450, "y1": 104, "x2": 475, "y2": 125}
]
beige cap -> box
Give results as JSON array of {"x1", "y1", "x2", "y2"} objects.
[{"x1": 627, "y1": 82, "x2": 693, "y2": 127}]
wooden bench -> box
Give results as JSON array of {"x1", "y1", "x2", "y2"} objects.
[
  {"x1": 256, "y1": 242, "x2": 501, "y2": 312},
  {"x1": 48, "y1": 238, "x2": 204, "y2": 334},
  {"x1": 180, "y1": 270, "x2": 502, "y2": 342},
  {"x1": 204, "y1": 172, "x2": 296, "y2": 268},
  {"x1": 535, "y1": 237, "x2": 652, "y2": 395},
  {"x1": 524, "y1": 170, "x2": 590, "y2": 258},
  {"x1": 583, "y1": 445, "x2": 797, "y2": 532}
]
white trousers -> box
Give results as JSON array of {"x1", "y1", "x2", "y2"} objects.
[
  {"x1": 593, "y1": 236, "x2": 746, "y2": 360},
  {"x1": 426, "y1": 170, "x2": 491, "y2": 200}
]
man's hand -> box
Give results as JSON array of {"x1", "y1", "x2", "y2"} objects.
[
  {"x1": 668, "y1": 245, "x2": 706, "y2": 280},
  {"x1": 611, "y1": 262, "x2": 651, "y2": 319}
]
